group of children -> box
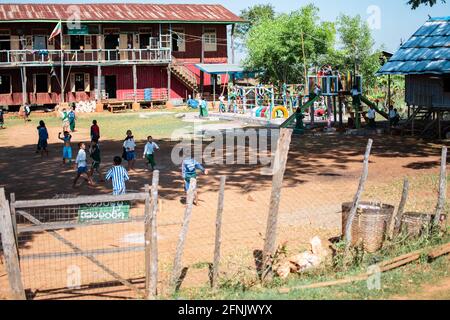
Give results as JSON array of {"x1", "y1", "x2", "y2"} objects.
[{"x1": 34, "y1": 117, "x2": 208, "y2": 203}]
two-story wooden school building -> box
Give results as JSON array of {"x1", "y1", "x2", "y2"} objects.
[{"x1": 0, "y1": 3, "x2": 242, "y2": 109}]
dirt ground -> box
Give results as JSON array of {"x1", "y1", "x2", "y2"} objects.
[{"x1": 0, "y1": 120, "x2": 449, "y2": 299}]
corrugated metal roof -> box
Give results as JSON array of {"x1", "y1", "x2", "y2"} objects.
[
  {"x1": 378, "y1": 16, "x2": 450, "y2": 75},
  {"x1": 195, "y1": 63, "x2": 244, "y2": 74},
  {"x1": 0, "y1": 3, "x2": 243, "y2": 23}
]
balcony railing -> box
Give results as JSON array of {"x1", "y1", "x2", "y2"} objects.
[{"x1": 0, "y1": 48, "x2": 172, "y2": 66}]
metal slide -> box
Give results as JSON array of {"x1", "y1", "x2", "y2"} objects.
[
  {"x1": 280, "y1": 94, "x2": 321, "y2": 128},
  {"x1": 360, "y1": 95, "x2": 389, "y2": 120}
]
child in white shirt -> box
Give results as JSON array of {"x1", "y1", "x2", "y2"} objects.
[
  {"x1": 123, "y1": 130, "x2": 136, "y2": 171},
  {"x1": 143, "y1": 136, "x2": 160, "y2": 171}
]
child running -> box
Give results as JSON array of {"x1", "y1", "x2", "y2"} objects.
[
  {"x1": 181, "y1": 156, "x2": 208, "y2": 206},
  {"x1": 58, "y1": 131, "x2": 72, "y2": 165},
  {"x1": 37, "y1": 120, "x2": 49, "y2": 157},
  {"x1": 89, "y1": 138, "x2": 104, "y2": 182},
  {"x1": 73, "y1": 142, "x2": 94, "y2": 188},
  {"x1": 143, "y1": 136, "x2": 159, "y2": 171},
  {"x1": 123, "y1": 130, "x2": 136, "y2": 171},
  {"x1": 105, "y1": 156, "x2": 130, "y2": 195}
]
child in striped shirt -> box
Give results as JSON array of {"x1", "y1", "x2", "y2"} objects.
[
  {"x1": 106, "y1": 156, "x2": 130, "y2": 195},
  {"x1": 143, "y1": 136, "x2": 159, "y2": 171}
]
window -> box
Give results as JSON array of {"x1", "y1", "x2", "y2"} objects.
[
  {"x1": 75, "y1": 73, "x2": 85, "y2": 91},
  {"x1": 35, "y1": 74, "x2": 49, "y2": 93},
  {"x1": 203, "y1": 29, "x2": 216, "y2": 52},
  {"x1": 33, "y1": 35, "x2": 47, "y2": 50},
  {"x1": 0, "y1": 75, "x2": 11, "y2": 94},
  {"x1": 172, "y1": 29, "x2": 185, "y2": 52},
  {"x1": 444, "y1": 77, "x2": 450, "y2": 93}
]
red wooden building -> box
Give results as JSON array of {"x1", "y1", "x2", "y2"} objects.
[{"x1": 0, "y1": 3, "x2": 242, "y2": 108}]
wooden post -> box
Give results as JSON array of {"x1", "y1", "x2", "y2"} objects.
[
  {"x1": 387, "y1": 74, "x2": 391, "y2": 106},
  {"x1": 167, "y1": 67, "x2": 171, "y2": 102},
  {"x1": 387, "y1": 178, "x2": 409, "y2": 240},
  {"x1": 333, "y1": 95, "x2": 337, "y2": 126},
  {"x1": 170, "y1": 178, "x2": 197, "y2": 291},
  {"x1": 97, "y1": 64, "x2": 102, "y2": 101},
  {"x1": 231, "y1": 24, "x2": 235, "y2": 64},
  {"x1": 132, "y1": 64, "x2": 137, "y2": 103},
  {"x1": 434, "y1": 146, "x2": 447, "y2": 227},
  {"x1": 9, "y1": 193, "x2": 19, "y2": 254},
  {"x1": 338, "y1": 95, "x2": 343, "y2": 128},
  {"x1": 144, "y1": 184, "x2": 151, "y2": 297},
  {"x1": 344, "y1": 139, "x2": 373, "y2": 253},
  {"x1": 149, "y1": 171, "x2": 159, "y2": 298},
  {"x1": 438, "y1": 111, "x2": 442, "y2": 140},
  {"x1": 200, "y1": 26, "x2": 205, "y2": 95},
  {"x1": 0, "y1": 188, "x2": 26, "y2": 300},
  {"x1": 262, "y1": 128, "x2": 293, "y2": 279},
  {"x1": 20, "y1": 66, "x2": 27, "y2": 105},
  {"x1": 212, "y1": 176, "x2": 226, "y2": 288}
]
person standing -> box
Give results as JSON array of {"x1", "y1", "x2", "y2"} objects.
[
  {"x1": 58, "y1": 131, "x2": 72, "y2": 165},
  {"x1": 367, "y1": 105, "x2": 376, "y2": 129},
  {"x1": 68, "y1": 106, "x2": 76, "y2": 132},
  {"x1": 181, "y1": 157, "x2": 208, "y2": 206},
  {"x1": 0, "y1": 107, "x2": 4, "y2": 129},
  {"x1": 89, "y1": 138, "x2": 104, "y2": 182},
  {"x1": 123, "y1": 130, "x2": 136, "y2": 171},
  {"x1": 90, "y1": 119, "x2": 100, "y2": 142},
  {"x1": 37, "y1": 120, "x2": 49, "y2": 157},
  {"x1": 105, "y1": 156, "x2": 130, "y2": 195},
  {"x1": 143, "y1": 135, "x2": 159, "y2": 171},
  {"x1": 73, "y1": 142, "x2": 94, "y2": 188}
]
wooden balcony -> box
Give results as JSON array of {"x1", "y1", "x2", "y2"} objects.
[{"x1": 0, "y1": 48, "x2": 172, "y2": 67}]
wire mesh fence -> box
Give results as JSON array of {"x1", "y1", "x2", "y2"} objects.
[{"x1": 1, "y1": 133, "x2": 448, "y2": 300}]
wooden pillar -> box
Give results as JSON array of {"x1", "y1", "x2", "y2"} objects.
[
  {"x1": 333, "y1": 95, "x2": 337, "y2": 126},
  {"x1": 338, "y1": 95, "x2": 343, "y2": 128},
  {"x1": 20, "y1": 66, "x2": 27, "y2": 105},
  {"x1": 97, "y1": 64, "x2": 102, "y2": 100},
  {"x1": 132, "y1": 64, "x2": 137, "y2": 102},
  {"x1": 438, "y1": 110, "x2": 442, "y2": 140},
  {"x1": 200, "y1": 26, "x2": 205, "y2": 95},
  {"x1": 231, "y1": 24, "x2": 235, "y2": 64},
  {"x1": 387, "y1": 74, "x2": 391, "y2": 106},
  {"x1": 167, "y1": 67, "x2": 171, "y2": 101}
]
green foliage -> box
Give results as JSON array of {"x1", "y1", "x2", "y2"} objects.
[
  {"x1": 333, "y1": 14, "x2": 382, "y2": 90},
  {"x1": 244, "y1": 4, "x2": 335, "y2": 83},
  {"x1": 408, "y1": 0, "x2": 446, "y2": 9},
  {"x1": 236, "y1": 4, "x2": 275, "y2": 37}
]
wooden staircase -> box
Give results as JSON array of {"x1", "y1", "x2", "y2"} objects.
[{"x1": 169, "y1": 57, "x2": 198, "y2": 93}]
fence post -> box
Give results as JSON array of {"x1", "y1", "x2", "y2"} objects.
[
  {"x1": 144, "y1": 184, "x2": 151, "y2": 298},
  {"x1": 9, "y1": 193, "x2": 19, "y2": 253},
  {"x1": 262, "y1": 128, "x2": 293, "y2": 280},
  {"x1": 387, "y1": 178, "x2": 409, "y2": 241},
  {"x1": 0, "y1": 188, "x2": 26, "y2": 300},
  {"x1": 149, "y1": 171, "x2": 159, "y2": 299},
  {"x1": 170, "y1": 178, "x2": 197, "y2": 292},
  {"x1": 212, "y1": 176, "x2": 226, "y2": 288},
  {"x1": 344, "y1": 139, "x2": 373, "y2": 254},
  {"x1": 434, "y1": 146, "x2": 447, "y2": 227}
]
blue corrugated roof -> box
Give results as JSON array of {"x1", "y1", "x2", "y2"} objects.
[{"x1": 378, "y1": 17, "x2": 450, "y2": 75}]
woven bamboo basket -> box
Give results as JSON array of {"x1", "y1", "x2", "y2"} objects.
[
  {"x1": 400, "y1": 213, "x2": 434, "y2": 237},
  {"x1": 342, "y1": 202, "x2": 394, "y2": 253}
]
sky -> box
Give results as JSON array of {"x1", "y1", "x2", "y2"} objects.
[{"x1": 3, "y1": 0, "x2": 449, "y2": 61}]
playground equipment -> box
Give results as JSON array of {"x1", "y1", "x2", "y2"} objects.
[{"x1": 228, "y1": 84, "x2": 278, "y2": 120}]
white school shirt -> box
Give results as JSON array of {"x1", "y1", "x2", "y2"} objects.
[
  {"x1": 123, "y1": 139, "x2": 136, "y2": 151},
  {"x1": 144, "y1": 141, "x2": 159, "y2": 155},
  {"x1": 76, "y1": 149, "x2": 87, "y2": 168},
  {"x1": 367, "y1": 108, "x2": 376, "y2": 119}
]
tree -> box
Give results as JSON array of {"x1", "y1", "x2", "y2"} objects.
[
  {"x1": 236, "y1": 4, "x2": 275, "y2": 38},
  {"x1": 334, "y1": 14, "x2": 381, "y2": 90},
  {"x1": 408, "y1": 0, "x2": 446, "y2": 9},
  {"x1": 244, "y1": 4, "x2": 335, "y2": 84}
]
